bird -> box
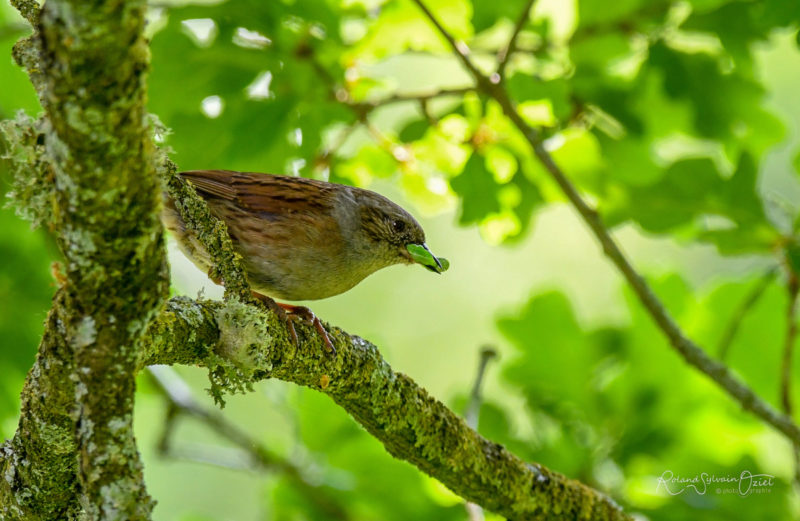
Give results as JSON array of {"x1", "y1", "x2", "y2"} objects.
[{"x1": 162, "y1": 169, "x2": 448, "y2": 353}]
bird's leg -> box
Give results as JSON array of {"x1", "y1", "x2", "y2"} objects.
[
  {"x1": 205, "y1": 269, "x2": 321, "y2": 353},
  {"x1": 250, "y1": 291, "x2": 299, "y2": 346},
  {"x1": 274, "y1": 303, "x2": 336, "y2": 356}
]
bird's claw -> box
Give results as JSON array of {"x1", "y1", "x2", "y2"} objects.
[
  {"x1": 251, "y1": 292, "x2": 335, "y2": 356},
  {"x1": 280, "y1": 304, "x2": 336, "y2": 356},
  {"x1": 252, "y1": 291, "x2": 299, "y2": 346}
]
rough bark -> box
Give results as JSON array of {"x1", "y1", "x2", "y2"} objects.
[
  {"x1": 138, "y1": 297, "x2": 630, "y2": 521},
  {"x1": 0, "y1": 291, "x2": 80, "y2": 520},
  {"x1": 1, "y1": 0, "x2": 168, "y2": 519}
]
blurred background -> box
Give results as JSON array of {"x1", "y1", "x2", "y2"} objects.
[{"x1": 2, "y1": 0, "x2": 800, "y2": 519}]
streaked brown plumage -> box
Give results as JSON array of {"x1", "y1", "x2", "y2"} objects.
[{"x1": 162, "y1": 170, "x2": 441, "y2": 302}]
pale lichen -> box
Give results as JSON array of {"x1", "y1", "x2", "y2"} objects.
[
  {"x1": 213, "y1": 297, "x2": 273, "y2": 366},
  {"x1": 205, "y1": 298, "x2": 275, "y2": 406},
  {"x1": 74, "y1": 316, "x2": 97, "y2": 349},
  {"x1": 1, "y1": 113, "x2": 54, "y2": 229}
]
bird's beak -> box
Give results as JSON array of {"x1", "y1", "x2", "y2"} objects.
[{"x1": 406, "y1": 243, "x2": 449, "y2": 274}]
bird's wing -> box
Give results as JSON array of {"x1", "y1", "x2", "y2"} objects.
[{"x1": 179, "y1": 170, "x2": 337, "y2": 216}]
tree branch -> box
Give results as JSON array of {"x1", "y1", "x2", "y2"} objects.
[
  {"x1": 2, "y1": 0, "x2": 169, "y2": 518},
  {"x1": 158, "y1": 158, "x2": 255, "y2": 303},
  {"x1": 0, "y1": 290, "x2": 80, "y2": 519},
  {"x1": 139, "y1": 297, "x2": 630, "y2": 521},
  {"x1": 9, "y1": 0, "x2": 38, "y2": 25},
  {"x1": 356, "y1": 87, "x2": 475, "y2": 110},
  {"x1": 782, "y1": 272, "x2": 800, "y2": 485},
  {"x1": 463, "y1": 346, "x2": 498, "y2": 521},
  {"x1": 410, "y1": 0, "x2": 800, "y2": 447},
  {"x1": 718, "y1": 267, "x2": 778, "y2": 360},
  {"x1": 464, "y1": 346, "x2": 498, "y2": 430},
  {"x1": 781, "y1": 274, "x2": 799, "y2": 416},
  {"x1": 496, "y1": 0, "x2": 537, "y2": 80}
]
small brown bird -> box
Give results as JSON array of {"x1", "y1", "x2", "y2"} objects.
[{"x1": 162, "y1": 170, "x2": 448, "y2": 352}]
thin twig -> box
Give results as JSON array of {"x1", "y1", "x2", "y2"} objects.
[
  {"x1": 301, "y1": 54, "x2": 401, "y2": 159},
  {"x1": 718, "y1": 267, "x2": 778, "y2": 360},
  {"x1": 148, "y1": 366, "x2": 350, "y2": 521},
  {"x1": 496, "y1": 0, "x2": 537, "y2": 80},
  {"x1": 320, "y1": 121, "x2": 361, "y2": 161},
  {"x1": 464, "y1": 346, "x2": 498, "y2": 429},
  {"x1": 362, "y1": 87, "x2": 474, "y2": 109},
  {"x1": 781, "y1": 276, "x2": 799, "y2": 416},
  {"x1": 781, "y1": 269, "x2": 799, "y2": 485},
  {"x1": 409, "y1": 0, "x2": 800, "y2": 447},
  {"x1": 411, "y1": 0, "x2": 487, "y2": 82},
  {"x1": 463, "y1": 346, "x2": 498, "y2": 521}
]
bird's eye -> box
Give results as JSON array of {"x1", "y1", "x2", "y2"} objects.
[{"x1": 392, "y1": 220, "x2": 406, "y2": 233}]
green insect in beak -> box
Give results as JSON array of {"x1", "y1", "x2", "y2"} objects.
[{"x1": 406, "y1": 243, "x2": 450, "y2": 274}]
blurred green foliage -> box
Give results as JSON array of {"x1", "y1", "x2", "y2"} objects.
[{"x1": 2, "y1": 0, "x2": 800, "y2": 519}]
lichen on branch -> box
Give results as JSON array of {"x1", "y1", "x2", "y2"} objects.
[
  {"x1": 1, "y1": 113, "x2": 54, "y2": 229},
  {"x1": 140, "y1": 296, "x2": 632, "y2": 521},
  {"x1": 1, "y1": 0, "x2": 170, "y2": 518},
  {"x1": 157, "y1": 157, "x2": 254, "y2": 303}
]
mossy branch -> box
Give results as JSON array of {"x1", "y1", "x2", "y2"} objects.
[
  {"x1": 0, "y1": 290, "x2": 80, "y2": 520},
  {"x1": 157, "y1": 158, "x2": 255, "y2": 303},
  {"x1": 139, "y1": 297, "x2": 631, "y2": 521},
  {"x1": 2, "y1": 0, "x2": 169, "y2": 519}
]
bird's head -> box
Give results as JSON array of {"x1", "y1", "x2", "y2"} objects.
[{"x1": 356, "y1": 190, "x2": 448, "y2": 273}]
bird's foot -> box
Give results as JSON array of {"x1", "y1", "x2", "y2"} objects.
[
  {"x1": 251, "y1": 291, "x2": 300, "y2": 346},
  {"x1": 250, "y1": 292, "x2": 335, "y2": 356},
  {"x1": 275, "y1": 302, "x2": 336, "y2": 356}
]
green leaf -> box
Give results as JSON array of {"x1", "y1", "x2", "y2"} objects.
[
  {"x1": 648, "y1": 42, "x2": 784, "y2": 152},
  {"x1": 576, "y1": 0, "x2": 652, "y2": 29},
  {"x1": 472, "y1": 0, "x2": 530, "y2": 33},
  {"x1": 506, "y1": 76, "x2": 571, "y2": 122},
  {"x1": 450, "y1": 152, "x2": 502, "y2": 224},
  {"x1": 571, "y1": 33, "x2": 633, "y2": 77},
  {"x1": 349, "y1": 0, "x2": 473, "y2": 61},
  {"x1": 603, "y1": 152, "x2": 777, "y2": 253},
  {"x1": 399, "y1": 119, "x2": 429, "y2": 142}
]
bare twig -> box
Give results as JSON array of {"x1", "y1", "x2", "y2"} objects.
[
  {"x1": 464, "y1": 346, "x2": 499, "y2": 429},
  {"x1": 148, "y1": 366, "x2": 350, "y2": 521},
  {"x1": 463, "y1": 346, "x2": 498, "y2": 521},
  {"x1": 781, "y1": 268, "x2": 799, "y2": 485},
  {"x1": 496, "y1": 0, "x2": 537, "y2": 80},
  {"x1": 411, "y1": 0, "x2": 487, "y2": 82},
  {"x1": 718, "y1": 267, "x2": 778, "y2": 360},
  {"x1": 409, "y1": 0, "x2": 800, "y2": 447},
  {"x1": 318, "y1": 121, "x2": 361, "y2": 165},
  {"x1": 360, "y1": 86, "x2": 474, "y2": 109},
  {"x1": 781, "y1": 276, "x2": 799, "y2": 416},
  {"x1": 300, "y1": 54, "x2": 405, "y2": 160}
]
